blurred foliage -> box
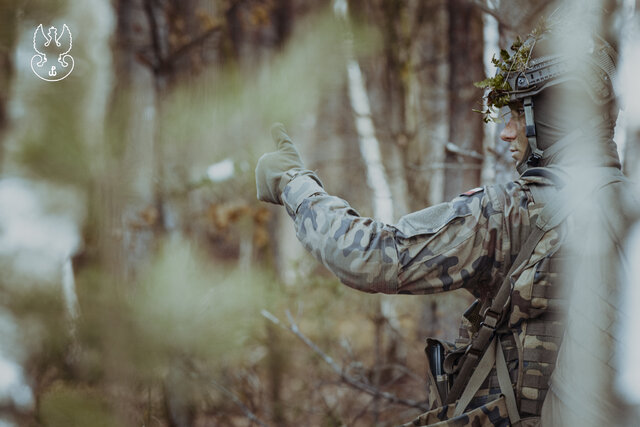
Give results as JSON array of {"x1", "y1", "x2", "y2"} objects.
[
  {"x1": 132, "y1": 238, "x2": 269, "y2": 373},
  {"x1": 159, "y1": 9, "x2": 381, "y2": 193},
  {"x1": 39, "y1": 384, "x2": 117, "y2": 427},
  {"x1": 0, "y1": 0, "x2": 457, "y2": 425},
  {"x1": 7, "y1": 0, "x2": 111, "y2": 186},
  {"x1": 0, "y1": 0, "x2": 69, "y2": 51},
  {"x1": 73, "y1": 237, "x2": 272, "y2": 377},
  {"x1": 17, "y1": 86, "x2": 90, "y2": 184},
  {"x1": 0, "y1": 278, "x2": 71, "y2": 388}
]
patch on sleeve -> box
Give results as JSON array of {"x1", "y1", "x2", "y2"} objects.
[{"x1": 461, "y1": 187, "x2": 484, "y2": 197}]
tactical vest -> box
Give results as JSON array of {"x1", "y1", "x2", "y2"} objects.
[{"x1": 403, "y1": 168, "x2": 569, "y2": 427}]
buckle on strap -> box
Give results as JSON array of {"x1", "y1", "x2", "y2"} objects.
[
  {"x1": 527, "y1": 152, "x2": 542, "y2": 166},
  {"x1": 481, "y1": 308, "x2": 501, "y2": 329},
  {"x1": 465, "y1": 343, "x2": 483, "y2": 359},
  {"x1": 466, "y1": 324, "x2": 495, "y2": 360}
]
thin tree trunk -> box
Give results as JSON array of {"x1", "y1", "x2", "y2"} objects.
[
  {"x1": 335, "y1": 3, "x2": 404, "y2": 416},
  {"x1": 444, "y1": 0, "x2": 484, "y2": 200},
  {"x1": 0, "y1": 4, "x2": 19, "y2": 172},
  {"x1": 403, "y1": 0, "x2": 449, "y2": 208},
  {"x1": 480, "y1": 12, "x2": 504, "y2": 185},
  {"x1": 98, "y1": 0, "x2": 159, "y2": 279}
]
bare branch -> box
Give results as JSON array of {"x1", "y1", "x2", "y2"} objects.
[
  {"x1": 261, "y1": 310, "x2": 430, "y2": 412},
  {"x1": 445, "y1": 142, "x2": 484, "y2": 161},
  {"x1": 210, "y1": 379, "x2": 269, "y2": 427},
  {"x1": 406, "y1": 162, "x2": 483, "y2": 171},
  {"x1": 140, "y1": 0, "x2": 223, "y2": 75},
  {"x1": 376, "y1": 363, "x2": 425, "y2": 385},
  {"x1": 142, "y1": 0, "x2": 167, "y2": 73},
  {"x1": 165, "y1": 24, "x2": 224, "y2": 66}
]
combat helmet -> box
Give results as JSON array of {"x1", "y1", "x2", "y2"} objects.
[{"x1": 476, "y1": 14, "x2": 619, "y2": 173}]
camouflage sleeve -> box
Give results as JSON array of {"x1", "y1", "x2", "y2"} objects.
[{"x1": 282, "y1": 176, "x2": 509, "y2": 295}]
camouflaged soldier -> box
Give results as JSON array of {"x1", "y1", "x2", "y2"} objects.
[{"x1": 255, "y1": 17, "x2": 622, "y2": 427}]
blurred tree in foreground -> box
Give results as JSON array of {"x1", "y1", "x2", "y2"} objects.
[{"x1": 1, "y1": 0, "x2": 638, "y2": 426}]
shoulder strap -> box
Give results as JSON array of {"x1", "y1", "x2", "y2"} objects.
[
  {"x1": 447, "y1": 167, "x2": 626, "y2": 417},
  {"x1": 446, "y1": 224, "x2": 547, "y2": 405},
  {"x1": 521, "y1": 167, "x2": 567, "y2": 188}
]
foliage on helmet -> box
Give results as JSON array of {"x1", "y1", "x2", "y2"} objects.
[{"x1": 474, "y1": 20, "x2": 550, "y2": 123}]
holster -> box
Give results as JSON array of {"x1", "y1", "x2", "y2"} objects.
[
  {"x1": 424, "y1": 338, "x2": 455, "y2": 407},
  {"x1": 424, "y1": 299, "x2": 486, "y2": 407}
]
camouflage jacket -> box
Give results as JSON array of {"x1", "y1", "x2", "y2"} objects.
[
  {"x1": 282, "y1": 173, "x2": 561, "y2": 300},
  {"x1": 282, "y1": 172, "x2": 567, "y2": 425}
]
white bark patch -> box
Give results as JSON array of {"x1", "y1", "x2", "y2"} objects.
[
  {"x1": 335, "y1": 0, "x2": 394, "y2": 223},
  {"x1": 346, "y1": 60, "x2": 394, "y2": 223},
  {"x1": 62, "y1": 258, "x2": 80, "y2": 321},
  {"x1": 0, "y1": 355, "x2": 34, "y2": 411},
  {"x1": 481, "y1": 12, "x2": 501, "y2": 184},
  {"x1": 0, "y1": 179, "x2": 80, "y2": 282},
  {"x1": 207, "y1": 158, "x2": 236, "y2": 182},
  {"x1": 336, "y1": 1, "x2": 399, "y2": 337}
]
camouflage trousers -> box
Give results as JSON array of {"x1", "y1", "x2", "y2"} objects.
[{"x1": 398, "y1": 396, "x2": 540, "y2": 427}]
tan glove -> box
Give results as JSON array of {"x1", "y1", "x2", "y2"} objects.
[{"x1": 255, "y1": 123, "x2": 321, "y2": 205}]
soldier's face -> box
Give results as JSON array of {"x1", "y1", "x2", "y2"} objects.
[{"x1": 500, "y1": 104, "x2": 529, "y2": 163}]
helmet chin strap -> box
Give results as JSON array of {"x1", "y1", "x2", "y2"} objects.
[
  {"x1": 523, "y1": 96, "x2": 543, "y2": 166},
  {"x1": 515, "y1": 97, "x2": 542, "y2": 175}
]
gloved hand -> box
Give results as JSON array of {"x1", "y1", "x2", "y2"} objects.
[{"x1": 255, "y1": 123, "x2": 309, "y2": 205}]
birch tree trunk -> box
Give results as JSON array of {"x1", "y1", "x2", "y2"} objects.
[
  {"x1": 334, "y1": 4, "x2": 407, "y2": 420},
  {"x1": 357, "y1": 0, "x2": 451, "y2": 211},
  {"x1": 404, "y1": 0, "x2": 449, "y2": 209},
  {"x1": 444, "y1": 0, "x2": 484, "y2": 200},
  {"x1": 99, "y1": 0, "x2": 159, "y2": 279}
]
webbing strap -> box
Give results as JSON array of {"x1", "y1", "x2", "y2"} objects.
[
  {"x1": 453, "y1": 338, "x2": 497, "y2": 417},
  {"x1": 497, "y1": 336, "x2": 521, "y2": 425},
  {"x1": 528, "y1": 184, "x2": 556, "y2": 208},
  {"x1": 484, "y1": 370, "x2": 518, "y2": 390},
  {"x1": 447, "y1": 225, "x2": 547, "y2": 404},
  {"x1": 536, "y1": 193, "x2": 571, "y2": 232},
  {"x1": 521, "y1": 167, "x2": 567, "y2": 188},
  {"x1": 447, "y1": 168, "x2": 625, "y2": 412},
  {"x1": 523, "y1": 97, "x2": 543, "y2": 163}
]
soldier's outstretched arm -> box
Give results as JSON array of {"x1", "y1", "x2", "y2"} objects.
[{"x1": 256, "y1": 124, "x2": 507, "y2": 295}]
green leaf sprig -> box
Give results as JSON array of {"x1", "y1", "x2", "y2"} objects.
[{"x1": 474, "y1": 19, "x2": 549, "y2": 123}]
